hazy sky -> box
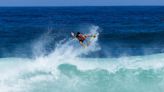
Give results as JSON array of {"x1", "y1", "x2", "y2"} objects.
[{"x1": 0, "y1": 0, "x2": 164, "y2": 6}]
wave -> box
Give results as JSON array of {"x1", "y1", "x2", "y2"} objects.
[
  {"x1": 1, "y1": 54, "x2": 164, "y2": 92},
  {"x1": 0, "y1": 25, "x2": 164, "y2": 92}
]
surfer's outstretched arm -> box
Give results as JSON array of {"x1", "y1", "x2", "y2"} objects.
[
  {"x1": 84, "y1": 34, "x2": 91, "y2": 37},
  {"x1": 85, "y1": 34, "x2": 96, "y2": 38}
]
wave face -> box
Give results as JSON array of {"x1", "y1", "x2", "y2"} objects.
[{"x1": 0, "y1": 7, "x2": 164, "y2": 92}]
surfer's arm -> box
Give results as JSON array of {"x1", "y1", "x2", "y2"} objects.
[
  {"x1": 84, "y1": 34, "x2": 96, "y2": 38},
  {"x1": 84, "y1": 34, "x2": 91, "y2": 37}
]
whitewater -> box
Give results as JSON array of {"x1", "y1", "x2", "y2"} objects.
[{"x1": 0, "y1": 26, "x2": 164, "y2": 92}]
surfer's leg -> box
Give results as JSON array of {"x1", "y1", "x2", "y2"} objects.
[
  {"x1": 80, "y1": 41, "x2": 86, "y2": 48},
  {"x1": 86, "y1": 40, "x2": 91, "y2": 46}
]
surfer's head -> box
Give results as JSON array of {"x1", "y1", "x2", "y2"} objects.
[
  {"x1": 76, "y1": 32, "x2": 81, "y2": 37},
  {"x1": 77, "y1": 32, "x2": 80, "y2": 35}
]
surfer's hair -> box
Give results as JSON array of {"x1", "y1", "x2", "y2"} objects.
[{"x1": 76, "y1": 32, "x2": 81, "y2": 37}]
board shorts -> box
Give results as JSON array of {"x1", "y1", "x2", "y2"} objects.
[{"x1": 78, "y1": 35, "x2": 87, "y2": 42}]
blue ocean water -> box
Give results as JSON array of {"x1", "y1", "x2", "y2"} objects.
[
  {"x1": 0, "y1": 6, "x2": 164, "y2": 92},
  {"x1": 0, "y1": 6, "x2": 164, "y2": 57}
]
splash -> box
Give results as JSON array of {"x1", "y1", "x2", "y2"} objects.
[{"x1": 1, "y1": 25, "x2": 164, "y2": 92}]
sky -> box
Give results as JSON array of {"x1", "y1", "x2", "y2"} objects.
[{"x1": 0, "y1": 0, "x2": 164, "y2": 6}]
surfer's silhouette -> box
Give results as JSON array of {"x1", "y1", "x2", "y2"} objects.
[{"x1": 71, "y1": 32, "x2": 96, "y2": 48}]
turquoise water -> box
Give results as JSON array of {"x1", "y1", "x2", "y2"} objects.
[
  {"x1": 0, "y1": 34, "x2": 164, "y2": 92},
  {"x1": 1, "y1": 54, "x2": 164, "y2": 92}
]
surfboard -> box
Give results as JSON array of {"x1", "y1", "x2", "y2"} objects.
[
  {"x1": 87, "y1": 33, "x2": 97, "y2": 47},
  {"x1": 90, "y1": 34, "x2": 97, "y2": 41}
]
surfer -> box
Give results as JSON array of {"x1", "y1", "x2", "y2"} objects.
[{"x1": 71, "y1": 32, "x2": 96, "y2": 48}]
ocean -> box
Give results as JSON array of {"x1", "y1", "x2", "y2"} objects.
[{"x1": 0, "y1": 6, "x2": 164, "y2": 92}]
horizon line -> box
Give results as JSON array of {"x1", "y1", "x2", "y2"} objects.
[{"x1": 0, "y1": 5, "x2": 164, "y2": 7}]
